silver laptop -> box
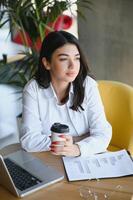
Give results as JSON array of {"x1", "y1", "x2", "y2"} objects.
[{"x1": 0, "y1": 150, "x2": 64, "y2": 197}]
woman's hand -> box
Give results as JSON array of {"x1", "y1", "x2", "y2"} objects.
[{"x1": 50, "y1": 135, "x2": 81, "y2": 157}]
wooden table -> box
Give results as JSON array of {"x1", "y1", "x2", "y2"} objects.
[{"x1": 0, "y1": 144, "x2": 133, "y2": 200}]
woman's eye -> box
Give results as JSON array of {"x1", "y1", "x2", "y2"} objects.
[{"x1": 59, "y1": 58, "x2": 67, "y2": 61}]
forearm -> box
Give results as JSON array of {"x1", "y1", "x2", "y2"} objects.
[
  {"x1": 76, "y1": 124, "x2": 112, "y2": 157},
  {"x1": 20, "y1": 131, "x2": 51, "y2": 152},
  {"x1": 73, "y1": 132, "x2": 89, "y2": 143}
]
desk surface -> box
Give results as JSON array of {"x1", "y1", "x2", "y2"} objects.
[{"x1": 0, "y1": 144, "x2": 133, "y2": 200}]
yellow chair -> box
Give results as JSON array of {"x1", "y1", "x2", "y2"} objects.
[{"x1": 98, "y1": 80, "x2": 133, "y2": 155}]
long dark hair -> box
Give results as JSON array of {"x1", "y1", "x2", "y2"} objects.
[{"x1": 35, "y1": 31, "x2": 93, "y2": 111}]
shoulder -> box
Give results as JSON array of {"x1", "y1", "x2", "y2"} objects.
[
  {"x1": 23, "y1": 79, "x2": 39, "y2": 93},
  {"x1": 83, "y1": 76, "x2": 99, "y2": 104},
  {"x1": 84, "y1": 76, "x2": 97, "y2": 89},
  {"x1": 23, "y1": 79, "x2": 41, "y2": 100}
]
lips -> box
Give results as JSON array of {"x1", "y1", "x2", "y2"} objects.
[{"x1": 66, "y1": 72, "x2": 77, "y2": 77}]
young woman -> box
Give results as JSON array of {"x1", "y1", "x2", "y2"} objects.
[{"x1": 20, "y1": 31, "x2": 112, "y2": 157}]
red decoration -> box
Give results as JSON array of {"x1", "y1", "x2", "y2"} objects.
[
  {"x1": 12, "y1": 15, "x2": 73, "y2": 51},
  {"x1": 12, "y1": 30, "x2": 32, "y2": 47},
  {"x1": 54, "y1": 15, "x2": 73, "y2": 30}
]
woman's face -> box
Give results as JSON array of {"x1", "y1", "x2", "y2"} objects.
[{"x1": 42, "y1": 44, "x2": 80, "y2": 85}]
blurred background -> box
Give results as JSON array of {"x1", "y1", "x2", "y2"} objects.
[{"x1": 78, "y1": 0, "x2": 133, "y2": 86}]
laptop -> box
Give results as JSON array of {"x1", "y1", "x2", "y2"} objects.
[{"x1": 0, "y1": 150, "x2": 64, "y2": 197}]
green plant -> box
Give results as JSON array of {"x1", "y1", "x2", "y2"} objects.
[{"x1": 0, "y1": 0, "x2": 92, "y2": 88}]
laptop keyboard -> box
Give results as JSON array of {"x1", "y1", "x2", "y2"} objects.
[{"x1": 4, "y1": 158, "x2": 42, "y2": 191}]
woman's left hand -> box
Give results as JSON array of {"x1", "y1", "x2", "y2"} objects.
[{"x1": 50, "y1": 135, "x2": 81, "y2": 157}]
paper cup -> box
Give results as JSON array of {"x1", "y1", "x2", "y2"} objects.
[{"x1": 50, "y1": 123, "x2": 69, "y2": 155}]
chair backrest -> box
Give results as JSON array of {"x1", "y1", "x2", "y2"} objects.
[{"x1": 98, "y1": 80, "x2": 133, "y2": 154}]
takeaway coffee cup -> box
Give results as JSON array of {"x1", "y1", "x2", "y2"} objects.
[
  {"x1": 51, "y1": 123, "x2": 69, "y2": 154},
  {"x1": 51, "y1": 123, "x2": 69, "y2": 143}
]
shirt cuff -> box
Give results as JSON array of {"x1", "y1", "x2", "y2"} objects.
[
  {"x1": 76, "y1": 141, "x2": 92, "y2": 157},
  {"x1": 76, "y1": 140, "x2": 107, "y2": 157}
]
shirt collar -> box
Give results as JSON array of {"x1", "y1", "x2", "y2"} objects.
[
  {"x1": 69, "y1": 82, "x2": 74, "y2": 94},
  {"x1": 44, "y1": 82, "x2": 74, "y2": 99}
]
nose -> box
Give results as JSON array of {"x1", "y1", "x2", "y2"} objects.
[{"x1": 68, "y1": 59, "x2": 75, "y2": 69}]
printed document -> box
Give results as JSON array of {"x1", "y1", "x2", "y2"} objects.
[{"x1": 62, "y1": 149, "x2": 133, "y2": 181}]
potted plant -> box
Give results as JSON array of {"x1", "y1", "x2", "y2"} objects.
[{"x1": 0, "y1": 0, "x2": 92, "y2": 88}]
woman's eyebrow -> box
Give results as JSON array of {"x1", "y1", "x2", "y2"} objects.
[
  {"x1": 75, "y1": 53, "x2": 80, "y2": 56},
  {"x1": 57, "y1": 53, "x2": 80, "y2": 57},
  {"x1": 57, "y1": 54, "x2": 68, "y2": 57}
]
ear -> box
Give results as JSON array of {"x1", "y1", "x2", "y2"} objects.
[{"x1": 42, "y1": 57, "x2": 51, "y2": 70}]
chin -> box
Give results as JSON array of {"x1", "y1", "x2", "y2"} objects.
[
  {"x1": 66, "y1": 76, "x2": 77, "y2": 83},
  {"x1": 66, "y1": 74, "x2": 78, "y2": 81}
]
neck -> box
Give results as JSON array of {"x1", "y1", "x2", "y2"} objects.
[{"x1": 51, "y1": 81, "x2": 70, "y2": 103}]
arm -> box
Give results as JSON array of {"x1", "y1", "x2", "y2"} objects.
[
  {"x1": 76, "y1": 79, "x2": 112, "y2": 156},
  {"x1": 20, "y1": 81, "x2": 51, "y2": 152}
]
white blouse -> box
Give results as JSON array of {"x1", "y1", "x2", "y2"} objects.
[{"x1": 20, "y1": 76, "x2": 112, "y2": 157}]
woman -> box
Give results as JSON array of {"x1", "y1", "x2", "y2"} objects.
[{"x1": 20, "y1": 31, "x2": 112, "y2": 157}]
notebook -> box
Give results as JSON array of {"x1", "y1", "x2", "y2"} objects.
[{"x1": 0, "y1": 150, "x2": 64, "y2": 197}]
